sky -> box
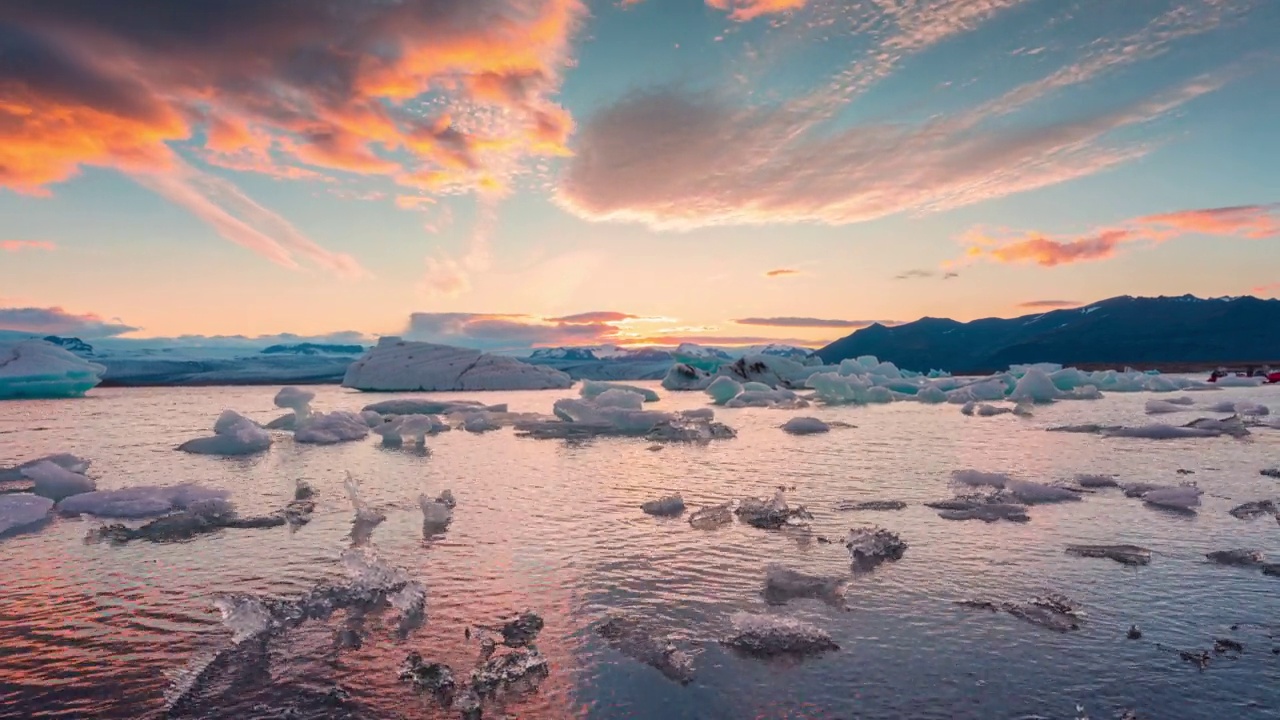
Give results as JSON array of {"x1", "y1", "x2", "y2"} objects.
[{"x1": 1, "y1": 0, "x2": 1278, "y2": 351}]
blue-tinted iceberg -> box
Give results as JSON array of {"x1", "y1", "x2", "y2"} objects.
[{"x1": 0, "y1": 340, "x2": 106, "y2": 400}]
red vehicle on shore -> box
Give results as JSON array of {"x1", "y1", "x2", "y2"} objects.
[{"x1": 1208, "y1": 366, "x2": 1280, "y2": 383}]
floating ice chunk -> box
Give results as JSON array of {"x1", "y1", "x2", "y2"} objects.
[
  {"x1": 1008, "y1": 368, "x2": 1061, "y2": 403},
  {"x1": 0, "y1": 339, "x2": 105, "y2": 400},
  {"x1": 726, "y1": 388, "x2": 808, "y2": 409},
  {"x1": 342, "y1": 338, "x2": 572, "y2": 391},
  {"x1": 1205, "y1": 549, "x2": 1264, "y2": 566},
  {"x1": 741, "y1": 381, "x2": 772, "y2": 392},
  {"x1": 274, "y1": 387, "x2": 315, "y2": 418},
  {"x1": 1234, "y1": 401, "x2": 1270, "y2": 416},
  {"x1": 971, "y1": 403, "x2": 1012, "y2": 417},
  {"x1": 662, "y1": 363, "x2": 712, "y2": 391},
  {"x1": 706, "y1": 376, "x2": 743, "y2": 405},
  {"x1": 399, "y1": 652, "x2": 455, "y2": 693},
  {"x1": 592, "y1": 388, "x2": 646, "y2": 410},
  {"x1": 1003, "y1": 479, "x2": 1082, "y2": 504},
  {"x1": 581, "y1": 380, "x2": 659, "y2": 403},
  {"x1": 469, "y1": 646, "x2": 550, "y2": 695},
  {"x1": 763, "y1": 564, "x2": 847, "y2": 606},
  {"x1": 1012, "y1": 402, "x2": 1034, "y2": 416},
  {"x1": 836, "y1": 499, "x2": 907, "y2": 511},
  {"x1": 0, "y1": 493, "x2": 54, "y2": 537},
  {"x1": 1182, "y1": 415, "x2": 1250, "y2": 437},
  {"x1": 213, "y1": 595, "x2": 273, "y2": 643},
  {"x1": 716, "y1": 355, "x2": 816, "y2": 389},
  {"x1": 936, "y1": 503, "x2": 1029, "y2": 523},
  {"x1": 960, "y1": 401, "x2": 977, "y2": 416},
  {"x1": 679, "y1": 408, "x2": 715, "y2": 420},
  {"x1": 781, "y1": 417, "x2": 830, "y2": 435},
  {"x1": 418, "y1": 492, "x2": 454, "y2": 529},
  {"x1": 952, "y1": 470, "x2": 1013, "y2": 489},
  {"x1": 179, "y1": 410, "x2": 272, "y2": 456},
  {"x1": 688, "y1": 501, "x2": 733, "y2": 529},
  {"x1": 736, "y1": 491, "x2": 812, "y2": 529},
  {"x1": 0, "y1": 452, "x2": 91, "y2": 481},
  {"x1": 959, "y1": 594, "x2": 1083, "y2": 632},
  {"x1": 806, "y1": 372, "x2": 889, "y2": 405},
  {"x1": 640, "y1": 494, "x2": 685, "y2": 516},
  {"x1": 596, "y1": 614, "x2": 696, "y2": 684},
  {"x1": 1075, "y1": 474, "x2": 1120, "y2": 488},
  {"x1": 1228, "y1": 500, "x2": 1278, "y2": 519},
  {"x1": 56, "y1": 484, "x2": 229, "y2": 518},
  {"x1": 360, "y1": 410, "x2": 383, "y2": 427},
  {"x1": 845, "y1": 526, "x2": 907, "y2": 567},
  {"x1": 295, "y1": 411, "x2": 369, "y2": 444},
  {"x1": 1214, "y1": 375, "x2": 1267, "y2": 388},
  {"x1": 344, "y1": 473, "x2": 385, "y2": 526},
  {"x1": 1102, "y1": 424, "x2": 1221, "y2": 439},
  {"x1": 388, "y1": 580, "x2": 427, "y2": 635},
  {"x1": 362, "y1": 398, "x2": 495, "y2": 416},
  {"x1": 1065, "y1": 544, "x2": 1151, "y2": 565},
  {"x1": 1141, "y1": 485, "x2": 1202, "y2": 511},
  {"x1": 20, "y1": 460, "x2": 96, "y2": 501},
  {"x1": 646, "y1": 416, "x2": 737, "y2": 443},
  {"x1": 1062, "y1": 385, "x2": 1102, "y2": 400},
  {"x1": 1145, "y1": 399, "x2": 1193, "y2": 414},
  {"x1": 722, "y1": 612, "x2": 838, "y2": 658},
  {"x1": 462, "y1": 412, "x2": 499, "y2": 433},
  {"x1": 388, "y1": 413, "x2": 449, "y2": 445}
]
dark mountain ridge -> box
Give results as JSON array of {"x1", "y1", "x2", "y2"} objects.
[{"x1": 815, "y1": 294, "x2": 1280, "y2": 373}]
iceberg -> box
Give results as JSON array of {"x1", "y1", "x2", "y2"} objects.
[
  {"x1": 295, "y1": 411, "x2": 369, "y2": 444},
  {"x1": 342, "y1": 338, "x2": 572, "y2": 391},
  {"x1": 580, "y1": 380, "x2": 659, "y2": 403},
  {"x1": 0, "y1": 339, "x2": 106, "y2": 399},
  {"x1": 706, "y1": 376, "x2": 743, "y2": 405},
  {"x1": 179, "y1": 410, "x2": 272, "y2": 456},
  {"x1": 661, "y1": 363, "x2": 712, "y2": 391},
  {"x1": 1008, "y1": 368, "x2": 1061, "y2": 403},
  {"x1": 781, "y1": 417, "x2": 830, "y2": 435},
  {"x1": 640, "y1": 494, "x2": 685, "y2": 516},
  {"x1": 715, "y1": 355, "x2": 816, "y2": 389},
  {"x1": 726, "y1": 388, "x2": 809, "y2": 409},
  {"x1": 20, "y1": 460, "x2": 96, "y2": 501},
  {"x1": 0, "y1": 493, "x2": 55, "y2": 537},
  {"x1": 56, "y1": 484, "x2": 230, "y2": 518}
]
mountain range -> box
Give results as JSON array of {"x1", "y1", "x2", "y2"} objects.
[{"x1": 815, "y1": 295, "x2": 1280, "y2": 373}]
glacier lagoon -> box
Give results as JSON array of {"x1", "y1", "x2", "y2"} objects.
[{"x1": 2, "y1": 383, "x2": 1280, "y2": 719}]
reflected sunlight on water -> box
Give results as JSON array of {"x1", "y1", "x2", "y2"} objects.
[{"x1": 2, "y1": 383, "x2": 1279, "y2": 719}]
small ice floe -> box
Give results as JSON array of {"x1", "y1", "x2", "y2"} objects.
[
  {"x1": 399, "y1": 652, "x2": 456, "y2": 694},
  {"x1": 688, "y1": 502, "x2": 733, "y2": 529},
  {"x1": 462, "y1": 412, "x2": 499, "y2": 433},
  {"x1": 582, "y1": 380, "x2": 660, "y2": 403},
  {"x1": 57, "y1": 484, "x2": 229, "y2": 518},
  {"x1": 780, "y1": 417, "x2": 830, "y2": 435},
  {"x1": 721, "y1": 612, "x2": 838, "y2": 658},
  {"x1": 835, "y1": 500, "x2": 907, "y2": 512},
  {"x1": 282, "y1": 480, "x2": 316, "y2": 527},
  {"x1": 265, "y1": 386, "x2": 315, "y2": 429},
  {"x1": 91, "y1": 491, "x2": 316, "y2": 544},
  {"x1": 18, "y1": 459, "x2": 95, "y2": 501},
  {"x1": 468, "y1": 646, "x2": 550, "y2": 697},
  {"x1": 595, "y1": 614, "x2": 697, "y2": 685},
  {"x1": 0, "y1": 493, "x2": 54, "y2": 537},
  {"x1": 1065, "y1": 544, "x2": 1151, "y2": 566},
  {"x1": 1205, "y1": 549, "x2": 1265, "y2": 567},
  {"x1": 735, "y1": 491, "x2": 813, "y2": 529},
  {"x1": 1145, "y1": 398, "x2": 1195, "y2": 414},
  {"x1": 1075, "y1": 474, "x2": 1120, "y2": 489},
  {"x1": 935, "y1": 502, "x2": 1030, "y2": 523},
  {"x1": 763, "y1": 564, "x2": 847, "y2": 607},
  {"x1": 179, "y1": 409, "x2": 272, "y2": 456},
  {"x1": 389, "y1": 580, "x2": 427, "y2": 637},
  {"x1": 344, "y1": 473, "x2": 385, "y2": 545},
  {"x1": 0, "y1": 452, "x2": 91, "y2": 482},
  {"x1": 961, "y1": 402, "x2": 1018, "y2": 417},
  {"x1": 725, "y1": 387, "x2": 809, "y2": 409},
  {"x1": 640, "y1": 494, "x2": 685, "y2": 517},
  {"x1": 379, "y1": 414, "x2": 449, "y2": 447},
  {"x1": 496, "y1": 609, "x2": 545, "y2": 648},
  {"x1": 957, "y1": 594, "x2": 1084, "y2": 632},
  {"x1": 1229, "y1": 500, "x2": 1279, "y2": 520},
  {"x1": 295, "y1": 411, "x2": 370, "y2": 444},
  {"x1": 845, "y1": 526, "x2": 907, "y2": 568},
  {"x1": 1139, "y1": 485, "x2": 1203, "y2": 512},
  {"x1": 951, "y1": 470, "x2": 1081, "y2": 504},
  {"x1": 645, "y1": 414, "x2": 737, "y2": 443}
]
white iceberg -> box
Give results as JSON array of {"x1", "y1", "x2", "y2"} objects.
[
  {"x1": 295, "y1": 411, "x2": 369, "y2": 444},
  {"x1": 342, "y1": 338, "x2": 572, "y2": 391},
  {"x1": 1008, "y1": 368, "x2": 1061, "y2": 403},
  {"x1": 0, "y1": 493, "x2": 55, "y2": 537},
  {"x1": 580, "y1": 380, "x2": 659, "y2": 403},
  {"x1": 0, "y1": 452, "x2": 91, "y2": 481},
  {"x1": 592, "y1": 388, "x2": 646, "y2": 410},
  {"x1": 57, "y1": 484, "x2": 230, "y2": 518},
  {"x1": 179, "y1": 410, "x2": 272, "y2": 456},
  {"x1": 20, "y1": 460, "x2": 96, "y2": 501},
  {"x1": 362, "y1": 398, "x2": 501, "y2": 416},
  {"x1": 0, "y1": 339, "x2": 106, "y2": 400}
]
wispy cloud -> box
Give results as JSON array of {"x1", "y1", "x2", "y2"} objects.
[
  {"x1": 706, "y1": 0, "x2": 807, "y2": 22},
  {"x1": 405, "y1": 311, "x2": 632, "y2": 350},
  {"x1": 546, "y1": 311, "x2": 641, "y2": 323},
  {"x1": 1253, "y1": 282, "x2": 1280, "y2": 296},
  {"x1": 0, "y1": 240, "x2": 55, "y2": 253},
  {"x1": 765, "y1": 268, "x2": 801, "y2": 278},
  {"x1": 895, "y1": 269, "x2": 934, "y2": 280},
  {"x1": 959, "y1": 203, "x2": 1280, "y2": 267},
  {"x1": 1018, "y1": 299, "x2": 1081, "y2": 308},
  {"x1": 0, "y1": 306, "x2": 139, "y2": 338},
  {"x1": 734, "y1": 316, "x2": 893, "y2": 328},
  {"x1": 555, "y1": 1, "x2": 1257, "y2": 231}
]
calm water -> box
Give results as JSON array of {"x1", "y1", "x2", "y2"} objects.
[{"x1": 2, "y1": 383, "x2": 1280, "y2": 720}]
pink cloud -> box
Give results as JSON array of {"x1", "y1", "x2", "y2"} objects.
[
  {"x1": 0, "y1": 240, "x2": 56, "y2": 253},
  {"x1": 959, "y1": 203, "x2": 1279, "y2": 267},
  {"x1": 706, "y1": 0, "x2": 807, "y2": 22}
]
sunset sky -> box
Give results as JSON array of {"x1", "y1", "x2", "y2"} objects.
[{"x1": 1, "y1": 0, "x2": 1278, "y2": 350}]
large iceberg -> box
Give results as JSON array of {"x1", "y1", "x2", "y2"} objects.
[
  {"x1": 342, "y1": 338, "x2": 572, "y2": 392},
  {"x1": 0, "y1": 340, "x2": 106, "y2": 400}
]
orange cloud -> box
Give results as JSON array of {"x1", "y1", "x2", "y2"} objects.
[
  {"x1": 706, "y1": 0, "x2": 807, "y2": 22},
  {"x1": 959, "y1": 203, "x2": 1280, "y2": 267},
  {"x1": 765, "y1": 268, "x2": 800, "y2": 277},
  {"x1": 0, "y1": 240, "x2": 55, "y2": 252},
  {"x1": 1254, "y1": 282, "x2": 1280, "y2": 296}
]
